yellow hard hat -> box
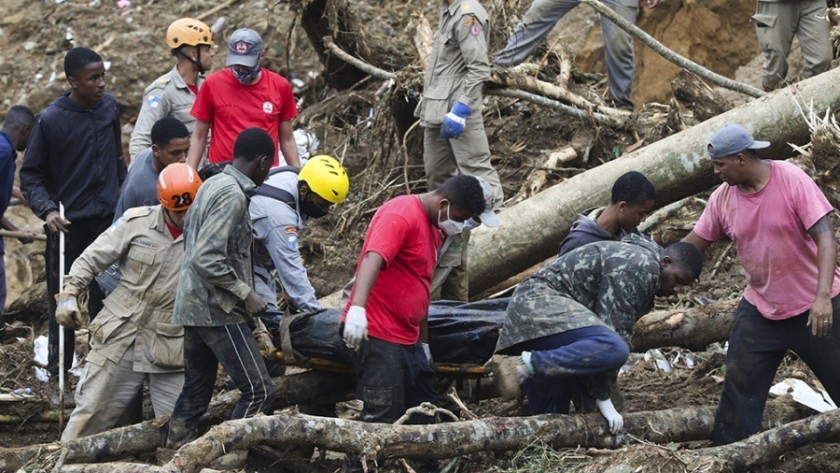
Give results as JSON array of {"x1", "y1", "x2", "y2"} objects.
[
  {"x1": 166, "y1": 18, "x2": 214, "y2": 49},
  {"x1": 298, "y1": 155, "x2": 349, "y2": 204}
]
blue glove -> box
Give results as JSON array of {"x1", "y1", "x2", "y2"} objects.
[{"x1": 440, "y1": 100, "x2": 471, "y2": 139}]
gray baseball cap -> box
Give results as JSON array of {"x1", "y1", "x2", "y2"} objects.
[
  {"x1": 707, "y1": 123, "x2": 770, "y2": 159},
  {"x1": 227, "y1": 28, "x2": 263, "y2": 68},
  {"x1": 476, "y1": 177, "x2": 500, "y2": 228}
]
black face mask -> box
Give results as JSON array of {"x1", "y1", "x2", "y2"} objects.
[{"x1": 300, "y1": 193, "x2": 328, "y2": 218}]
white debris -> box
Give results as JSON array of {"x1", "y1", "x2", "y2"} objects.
[{"x1": 770, "y1": 378, "x2": 837, "y2": 413}]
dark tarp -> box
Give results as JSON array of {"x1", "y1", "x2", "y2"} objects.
[{"x1": 272, "y1": 298, "x2": 510, "y2": 366}]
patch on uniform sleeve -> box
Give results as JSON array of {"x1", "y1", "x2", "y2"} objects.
[
  {"x1": 284, "y1": 226, "x2": 299, "y2": 250},
  {"x1": 145, "y1": 95, "x2": 161, "y2": 108},
  {"x1": 464, "y1": 16, "x2": 482, "y2": 36}
]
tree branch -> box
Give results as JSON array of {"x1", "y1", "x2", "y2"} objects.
[{"x1": 579, "y1": 0, "x2": 765, "y2": 99}]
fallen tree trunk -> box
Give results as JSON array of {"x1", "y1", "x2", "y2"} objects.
[
  {"x1": 2, "y1": 400, "x2": 808, "y2": 471},
  {"x1": 468, "y1": 68, "x2": 840, "y2": 296},
  {"x1": 164, "y1": 401, "x2": 807, "y2": 473},
  {"x1": 631, "y1": 299, "x2": 738, "y2": 351},
  {"x1": 598, "y1": 408, "x2": 840, "y2": 473}
]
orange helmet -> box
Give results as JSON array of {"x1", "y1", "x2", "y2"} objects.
[
  {"x1": 166, "y1": 18, "x2": 214, "y2": 49},
  {"x1": 157, "y1": 163, "x2": 202, "y2": 211}
]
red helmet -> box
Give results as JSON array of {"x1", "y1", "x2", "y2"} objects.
[{"x1": 157, "y1": 163, "x2": 202, "y2": 210}]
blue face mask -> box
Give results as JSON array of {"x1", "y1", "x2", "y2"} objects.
[{"x1": 231, "y1": 64, "x2": 261, "y2": 84}]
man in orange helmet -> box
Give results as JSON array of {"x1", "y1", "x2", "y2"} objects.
[
  {"x1": 55, "y1": 163, "x2": 202, "y2": 440},
  {"x1": 129, "y1": 18, "x2": 215, "y2": 161}
]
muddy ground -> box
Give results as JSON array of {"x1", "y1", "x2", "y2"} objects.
[{"x1": 0, "y1": 0, "x2": 838, "y2": 471}]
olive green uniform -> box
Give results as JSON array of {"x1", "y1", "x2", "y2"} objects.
[
  {"x1": 61, "y1": 205, "x2": 186, "y2": 440},
  {"x1": 129, "y1": 66, "x2": 203, "y2": 160}
]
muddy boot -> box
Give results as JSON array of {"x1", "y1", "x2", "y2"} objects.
[
  {"x1": 166, "y1": 418, "x2": 198, "y2": 449},
  {"x1": 491, "y1": 355, "x2": 528, "y2": 400}
]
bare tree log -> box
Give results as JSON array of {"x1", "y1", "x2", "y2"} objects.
[
  {"x1": 580, "y1": 0, "x2": 764, "y2": 98},
  {"x1": 3, "y1": 400, "x2": 808, "y2": 471},
  {"x1": 163, "y1": 402, "x2": 808, "y2": 473},
  {"x1": 0, "y1": 419, "x2": 167, "y2": 472},
  {"x1": 490, "y1": 69, "x2": 630, "y2": 119},
  {"x1": 671, "y1": 70, "x2": 734, "y2": 122},
  {"x1": 412, "y1": 14, "x2": 434, "y2": 67},
  {"x1": 631, "y1": 299, "x2": 738, "y2": 352},
  {"x1": 600, "y1": 409, "x2": 840, "y2": 473},
  {"x1": 467, "y1": 68, "x2": 840, "y2": 296}
]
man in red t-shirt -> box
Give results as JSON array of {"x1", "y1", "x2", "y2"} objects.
[
  {"x1": 186, "y1": 28, "x2": 300, "y2": 169},
  {"x1": 340, "y1": 175, "x2": 486, "y2": 468},
  {"x1": 683, "y1": 123, "x2": 840, "y2": 445}
]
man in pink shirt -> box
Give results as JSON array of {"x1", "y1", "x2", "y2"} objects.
[{"x1": 683, "y1": 123, "x2": 840, "y2": 445}]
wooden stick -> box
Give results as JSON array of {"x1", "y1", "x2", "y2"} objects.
[
  {"x1": 0, "y1": 230, "x2": 46, "y2": 241},
  {"x1": 579, "y1": 0, "x2": 765, "y2": 98},
  {"x1": 321, "y1": 37, "x2": 625, "y2": 128}
]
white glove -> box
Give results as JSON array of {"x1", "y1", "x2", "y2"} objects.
[
  {"x1": 596, "y1": 398, "x2": 624, "y2": 434},
  {"x1": 422, "y1": 342, "x2": 433, "y2": 364},
  {"x1": 55, "y1": 292, "x2": 85, "y2": 329},
  {"x1": 343, "y1": 305, "x2": 368, "y2": 350}
]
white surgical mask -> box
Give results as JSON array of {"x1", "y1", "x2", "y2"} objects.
[
  {"x1": 438, "y1": 201, "x2": 465, "y2": 236},
  {"x1": 463, "y1": 217, "x2": 481, "y2": 231}
]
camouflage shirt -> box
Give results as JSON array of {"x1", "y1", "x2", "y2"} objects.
[
  {"x1": 495, "y1": 234, "x2": 661, "y2": 352},
  {"x1": 172, "y1": 165, "x2": 256, "y2": 327}
]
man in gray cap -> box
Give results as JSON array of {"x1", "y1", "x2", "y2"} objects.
[
  {"x1": 186, "y1": 28, "x2": 300, "y2": 169},
  {"x1": 683, "y1": 123, "x2": 840, "y2": 445}
]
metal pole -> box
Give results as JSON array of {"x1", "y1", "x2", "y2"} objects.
[{"x1": 58, "y1": 202, "x2": 65, "y2": 434}]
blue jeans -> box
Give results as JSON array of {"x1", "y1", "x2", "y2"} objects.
[
  {"x1": 168, "y1": 323, "x2": 275, "y2": 444},
  {"x1": 515, "y1": 326, "x2": 629, "y2": 414},
  {"x1": 712, "y1": 296, "x2": 840, "y2": 445}
]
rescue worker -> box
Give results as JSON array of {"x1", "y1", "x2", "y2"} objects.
[
  {"x1": 491, "y1": 236, "x2": 702, "y2": 433},
  {"x1": 129, "y1": 18, "x2": 214, "y2": 161},
  {"x1": 341, "y1": 175, "x2": 487, "y2": 472},
  {"x1": 251, "y1": 155, "x2": 349, "y2": 322},
  {"x1": 431, "y1": 176, "x2": 499, "y2": 300},
  {"x1": 167, "y1": 128, "x2": 276, "y2": 456},
  {"x1": 186, "y1": 28, "x2": 300, "y2": 169},
  {"x1": 55, "y1": 163, "x2": 202, "y2": 440},
  {"x1": 493, "y1": 0, "x2": 662, "y2": 110},
  {"x1": 417, "y1": 0, "x2": 503, "y2": 300},
  {"x1": 752, "y1": 0, "x2": 832, "y2": 91}
]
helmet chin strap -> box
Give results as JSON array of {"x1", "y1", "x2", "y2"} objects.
[{"x1": 177, "y1": 47, "x2": 205, "y2": 75}]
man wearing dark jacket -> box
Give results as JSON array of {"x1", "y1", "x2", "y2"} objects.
[
  {"x1": 20, "y1": 47, "x2": 127, "y2": 376},
  {"x1": 558, "y1": 171, "x2": 655, "y2": 257}
]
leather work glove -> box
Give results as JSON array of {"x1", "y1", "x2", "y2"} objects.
[
  {"x1": 595, "y1": 398, "x2": 624, "y2": 434},
  {"x1": 440, "y1": 100, "x2": 471, "y2": 140},
  {"x1": 55, "y1": 292, "x2": 86, "y2": 330},
  {"x1": 253, "y1": 318, "x2": 276, "y2": 358},
  {"x1": 422, "y1": 342, "x2": 433, "y2": 364},
  {"x1": 343, "y1": 305, "x2": 368, "y2": 350}
]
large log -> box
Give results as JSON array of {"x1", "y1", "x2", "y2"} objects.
[
  {"x1": 1, "y1": 400, "x2": 808, "y2": 471},
  {"x1": 631, "y1": 299, "x2": 738, "y2": 351},
  {"x1": 468, "y1": 69, "x2": 840, "y2": 296}
]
